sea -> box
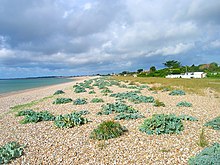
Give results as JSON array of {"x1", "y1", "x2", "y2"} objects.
[{"x1": 0, "y1": 77, "x2": 73, "y2": 94}]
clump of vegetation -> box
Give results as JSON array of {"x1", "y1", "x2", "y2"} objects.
[
  {"x1": 73, "y1": 98, "x2": 87, "y2": 105},
  {"x1": 177, "y1": 101, "x2": 192, "y2": 107},
  {"x1": 97, "y1": 102, "x2": 138, "y2": 115},
  {"x1": 53, "y1": 98, "x2": 72, "y2": 104},
  {"x1": 76, "y1": 110, "x2": 90, "y2": 115},
  {"x1": 169, "y1": 90, "x2": 186, "y2": 96},
  {"x1": 88, "y1": 90, "x2": 96, "y2": 94},
  {"x1": 101, "y1": 88, "x2": 113, "y2": 93},
  {"x1": 110, "y1": 92, "x2": 154, "y2": 104},
  {"x1": 188, "y1": 143, "x2": 220, "y2": 165},
  {"x1": 204, "y1": 116, "x2": 220, "y2": 130},
  {"x1": 91, "y1": 98, "x2": 104, "y2": 103},
  {"x1": 153, "y1": 99, "x2": 165, "y2": 107},
  {"x1": 0, "y1": 142, "x2": 25, "y2": 164},
  {"x1": 53, "y1": 90, "x2": 65, "y2": 95},
  {"x1": 90, "y1": 120, "x2": 127, "y2": 140},
  {"x1": 197, "y1": 128, "x2": 209, "y2": 147},
  {"x1": 139, "y1": 114, "x2": 184, "y2": 135},
  {"x1": 114, "y1": 113, "x2": 145, "y2": 120},
  {"x1": 73, "y1": 85, "x2": 87, "y2": 93},
  {"x1": 178, "y1": 114, "x2": 198, "y2": 121},
  {"x1": 18, "y1": 110, "x2": 55, "y2": 124},
  {"x1": 54, "y1": 112, "x2": 88, "y2": 128}
]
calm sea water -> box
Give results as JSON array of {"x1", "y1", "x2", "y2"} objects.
[{"x1": 0, "y1": 78, "x2": 73, "y2": 94}]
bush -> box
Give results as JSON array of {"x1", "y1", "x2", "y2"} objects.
[
  {"x1": 153, "y1": 99, "x2": 165, "y2": 107},
  {"x1": 53, "y1": 90, "x2": 65, "y2": 95},
  {"x1": 139, "y1": 114, "x2": 184, "y2": 135},
  {"x1": 114, "y1": 113, "x2": 145, "y2": 120},
  {"x1": 54, "y1": 112, "x2": 88, "y2": 128},
  {"x1": 90, "y1": 121, "x2": 127, "y2": 140},
  {"x1": 177, "y1": 101, "x2": 192, "y2": 107},
  {"x1": 53, "y1": 98, "x2": 72, "y2": 104},
  {"x1": 0, "y1": 142, "x2": 25, "y2": 164},
  {"x1": 73, "y1": 98, "x2": 87, "y2": 105},
  {"x1": 169, "y1": 90, "x2": 186, "y2": 96},
  {"x1": 178, "y1": 114, "x2": 198, "y2": 121},
  {"x1": 74, "y1": 85, "x2": 86, "y2": 93},
  {"x1": 97, "y1": 102, "x2": 138, "y2": 115},
  {"x1": 91, "y1": 98, "x2": 104, "y2": 103},
  {"x1": 101, "y1": 88, "x2": 113, "y2": 93},
  {"x1": 18, "y1": 110, "x2": 55, "y2": 124},
  {"x1": 88, "y1": 90, "x2": 96, "y2": 94},
  {"x1": 188, "y1": 143, "x2": 220, "y2": 165},
  {"x1": 204, "y1": 116, "x2": 220, "y2": 130}
]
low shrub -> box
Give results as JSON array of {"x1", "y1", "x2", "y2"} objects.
[
  {"x1": 16, "y1": 109, "x2": 35, "y2": 116},
  {"x1": 204, "y1": 116, "x2": 220, "y2": 130},
  {"x1": 73, "y1": 98, "x2": 87, "y2": 105},
  {"x1": 153, "y1": 99, "x2": 165, "y2": 107},
  {"x1": 188, "y1": 143, "x2": 220, "y2": 165},
  {"x1": 101, "y1": 88, "x2": 113, "y2": 93},
  {"x1": 19, "y1": 110, "x2": 55, "y2": 124},
  {"x1": 91, "y1": 98, "x2": 104, "y2": 103},
  {"x1": 97, "y1": 102, "x2": 138, "y2": 115},
  {"x1": 90, "y1": 120, "x2": 127, "y2": 140},
  {"x1": 114, "y1": 113, "x2": 145, "y2": 120},
  {"x1": 178, "y1": 114, "x2": 198, "y2": 121},
  {"x1": 53, "y1": 98, "x2": 72, "y2": 104},
  {"x1": 88, "y1": 90, "x2": 96, "y2": 94},
  {"x1": 139, "y1": 114, "x2": 184, "y2": 135},
  {"x1": 0, "y1": 142, "x2": 25, "y2": 164},
  {"x1": 53, "y1": 90, "x2": 65, "y2": 95},
  {"x1": 177, "y1": 101, "x2": 192, "y2": 107},
  {"x1": 54, "y1": 112, "x2": 88, "y2": 128},
  {"x1": 74, "y1": 85, "x2": 86, "y2": 93},
  {"x1": 169, "y1": 90, "x2": 186, "y2": 96}
]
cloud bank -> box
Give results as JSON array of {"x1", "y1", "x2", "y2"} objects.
[{"x1": 0, "y1": 0, "x2": 220, "y2": 78}]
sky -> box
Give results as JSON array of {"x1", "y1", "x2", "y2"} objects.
[{"x1": 0, "y1": 0, "x2": 220, "y2": 78}]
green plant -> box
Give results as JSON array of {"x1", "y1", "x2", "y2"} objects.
[
  {"x1": 114, "y1": 113, "x2": 145, "y2": 120},
  {"x1": 74, "y1": 85, "x2": 86, "y2": 93},
  {"x1": 153, "y1": 99, "x2": 165, "y2": 107},
  {"x1": 90, "y1": 120, "x2": 127, "y2": 140},
  {"x1": 97, "y1": 102, "x2": 138, "y2": 115},
  {"x1": 101, "y1": 88, "x2": 113, "y2": 93},
  {"x1": 19, "y1": 110, "x2": 55, "y2": 124},
  {"x1": 204, "y1": 116, "x2": 220, "y2": 130},
  {"x1": 53, "y1": 90, "x2": 65, "y2": 95},
  {"x1": 176, "y1": 101, "x2": 192, "y2": 107},
  {"x1": 91, "y1": 98, "x2": 104, "y2": 103},
  {"x1": 178, "y1": 114, "x2": 198, "y2": 121},
  {"x1": 54, "y1": 112, "x2": 88, "y2": 128},
  {"x1": 169, "y1": 90, "x2": 186, "y2": 96},
  {"x1": 88, "y1": 90, "x2": 96, "y2": 94},
  {"x1": 73, "y1": 98, "x2": 87, "y2": 105},
  {"x1": 0, "y1": 142, "x2": 25, "y2": 164},
  {"x1": 139, "y1": 114, "x2": 184, "y2": 135},
  {"x1": 197, "y1": 128, "x2": 209, "y2": 147},
  {"x1": 188, "y1": 143, "x2": 220, "y2": 165},
  {"x1": 53, "y1": 98, "x2": 72, "y2": 104},
  {"x1": 76, "y1": 110, "x2": 90, "y2": 115}
]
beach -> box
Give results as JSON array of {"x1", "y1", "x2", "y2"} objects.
[{"x1": 0, "y1": 76, "x2": 219, "y2": 164}]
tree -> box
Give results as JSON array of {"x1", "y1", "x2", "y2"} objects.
[
  {"x1": 137, "y1": 69, "x2": 143, "y2": 73},
  {"x1": 150, "y1": 66, "x2": 156, "y2": 73},
  {"x1": 163, "y1": 60, "x2": 181, "y2": 69}
]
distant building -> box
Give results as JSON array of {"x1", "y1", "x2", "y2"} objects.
[{"x1": 166, "y1": 72, "x2": 206, "y2": 79}]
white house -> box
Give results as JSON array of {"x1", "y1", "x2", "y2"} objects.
[{"x1": 166, "y1": 72, "x2": 206, "y2": 79}]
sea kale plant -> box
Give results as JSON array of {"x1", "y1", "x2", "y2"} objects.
[
  {"x1": 53, "y1": 98, "x2": 73, "y2": 104},
  {"x1": 139, "y1": 114, "x2": 184, "y2": 135},
  {"x1": 91, "y1": 98, "x2": 104, "y2": 103},
  {"x1": 73, "y1": 85, "x2": 87, "y2": 93},
  {"x1": 188, "y1": 143, "x2": 220, "y2": 165},
  {"x1": 73, "y1": 98, "x2": 87, "y2": 105},
  {"x1": 17, "y1": 110, "x2": 55, "y2": 124},
  {"x1": 90, "y1": 120, "x2": 127, "y2": 140},
  {"x1": 97, "y1": 102, "x2": 138, "y2": 115},
  {"x1": 53, "y1": 90, "x2": 65, "y2": 95},
  {"x1": 176, "y1": 101, "x2": 192, "y2": 107},
  {"x1": 0, "y1": 142, "x2": 25, "y2": 164},
  {"x1": 204, "y1": 116, "x2": 220, "y2": 130},
  {"x1": 101, "y1": 88, "x2": 113, "y2": 94},
  {"x1": 54, "y1": 112, "x2": 88, "y2": 128},
  {"x1": 114, "y1": 113, "x2": 145, "y2": 120},
  {"x1": 169, "y1": 90, "x2": 186, "y2": 96},
  {"x1": 88, "y1": 90, "x2": 96, "y2": 94},
  {"x1": 76, "y1": 110, "x2": 90, "y2": 115}
]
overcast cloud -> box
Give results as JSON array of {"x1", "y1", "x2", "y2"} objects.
[{"x1": 0, "y1": 0, "x2": 220, "y2": 78}]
